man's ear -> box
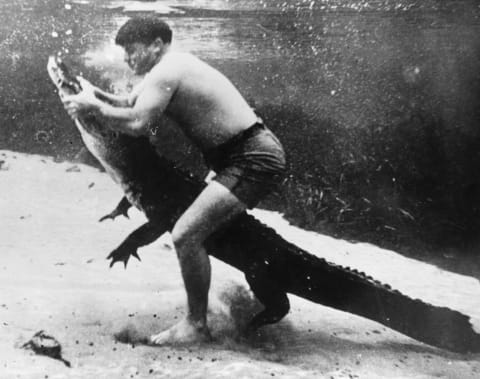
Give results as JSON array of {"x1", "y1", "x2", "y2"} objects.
[{"x1": 152, "y1": 37, "x2": 165, "y2": 52}]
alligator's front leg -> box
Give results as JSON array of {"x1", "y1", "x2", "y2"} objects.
[
  {"x1": 99, "y1": 196, "x2": 132, "y2": 222},
  {"x1": 107, "y1": 220, "x2": 169, "y2": 268}
]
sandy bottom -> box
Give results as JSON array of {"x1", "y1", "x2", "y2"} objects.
[{"x1": 0, "y1": 150, "x2": 479, "y2": 378}]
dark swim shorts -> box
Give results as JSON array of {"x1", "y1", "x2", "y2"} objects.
[{"x1": 203, "y1": 121, "x2": 286, "y2": 208}]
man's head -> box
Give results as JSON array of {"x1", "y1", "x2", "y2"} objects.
[
  {"x1": 116, "y1": 16, "x2": 172, "y2": 46},
  {"x1": 115, "y1": 16, "x2": 172, "y2": 75}
]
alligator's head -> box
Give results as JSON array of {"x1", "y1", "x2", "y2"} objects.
[
  {"x1": 47, "y1": 55, "x2": 116, "y2": 148},
  {"x1": 47, "y1": 55, "x2": 81, "y2": 95}
]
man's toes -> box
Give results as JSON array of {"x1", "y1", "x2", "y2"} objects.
[
  {"x1": 149, "y1": 322, "x2": 211, "y2": 346},
  {"x1": 150, "y1": 330, "x2": 173, "y2": 345}
]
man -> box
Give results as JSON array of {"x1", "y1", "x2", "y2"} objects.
[{"x1": 63, "y1": 16, "x2": 286, "y2": 345}]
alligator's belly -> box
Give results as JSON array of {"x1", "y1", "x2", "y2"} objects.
[{"x1": 76, "y1": 121, "x2": 145, "y2": 210}]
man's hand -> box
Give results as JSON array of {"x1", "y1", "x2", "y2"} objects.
[
  {"x1": 61, "y1": 76, "x2": 100, "y2": 119},
  {"x1": 77, "y1": 76, "x2": 97, "y2": 94},
  {"x1": 204, "y1": 170, "x2": 216, "y2": 184}
]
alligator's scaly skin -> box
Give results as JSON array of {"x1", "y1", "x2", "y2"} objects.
[{"x1": 47, "y1": 56, "x2": 480, "y2": 353}]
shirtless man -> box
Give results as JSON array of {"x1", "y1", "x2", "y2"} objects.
[{"x1": 62, "y1": 16, "x2": 286, "y2": 345}]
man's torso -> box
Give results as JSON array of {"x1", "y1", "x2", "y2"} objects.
[{"x1": 143, "y1": 52, "x2": 258, "y2": 150}]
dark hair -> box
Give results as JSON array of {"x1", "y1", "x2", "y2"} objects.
[{"x1": 115, "y1": 16, "x2": 172, "y2": 46}]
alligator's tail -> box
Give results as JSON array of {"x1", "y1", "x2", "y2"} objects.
[
  {"x1": 230, "y1": 215, "x2": 480, "y2": 353},
  {"x1": 290, "y1": 253, "x2": 480, "y2": 353}
]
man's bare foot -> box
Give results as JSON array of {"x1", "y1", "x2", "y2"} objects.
[{"x1": 150, "y1": 318, "x2": 211, "y2": 345}]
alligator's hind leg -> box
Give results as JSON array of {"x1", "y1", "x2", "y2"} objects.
[{"x1": 245, "y1": 272, "x2": 290, "y2": 330}]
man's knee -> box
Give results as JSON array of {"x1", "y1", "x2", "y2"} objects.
[
  {"x1": 171, "y1": 225, "x2": 187, "y2": 250},
  {"x1": 171, "y1": 223, "x2": 202, "y2": 257}
]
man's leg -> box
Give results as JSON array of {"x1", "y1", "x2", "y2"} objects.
[{"x1": 150, "y1": 180, "x2": 247, "y2": 345}]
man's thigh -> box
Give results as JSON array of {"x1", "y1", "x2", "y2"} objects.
[{"x1": 172, "y1": 180, "x2": 247, "y2": 245}]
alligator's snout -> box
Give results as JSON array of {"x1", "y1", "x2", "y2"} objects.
[
  {"x1": 47, "y1": 55, "x2": 80, "y2": 95},
  {"x1": 47, "y1": 56, "x2": 61, "y2": 86}
]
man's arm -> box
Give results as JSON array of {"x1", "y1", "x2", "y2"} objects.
[
  {"x1": 77, "y1": 77, "x2": 133, "y2": 108},
  {"x1": 95, "y1": 88, "x2": 131, "y2": 107},
  {"x1": 63, "y1": 66, "x2": 177, "y2": 136},
  {"x1": 95, "y1": 76, "x2": 175, "y2": 136}
]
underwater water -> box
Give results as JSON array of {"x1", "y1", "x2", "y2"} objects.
[{"x1": 1, "y1": 0, "x2": 480, "y2": 250}]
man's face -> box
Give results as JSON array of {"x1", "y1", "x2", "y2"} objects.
[{"x1": 123, "y1": 42, "x2": 159, "y2": 75}]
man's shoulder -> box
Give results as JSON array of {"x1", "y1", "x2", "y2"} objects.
[
  {"x1": 163, "y1": 51, "x2": 200, "y2": 66},
  {"x1": 150, "y1": 52, "x2": 195, "y2": 74},
  {"x1": 146, "y1": 53, "x2": 187, "y2": 82}
]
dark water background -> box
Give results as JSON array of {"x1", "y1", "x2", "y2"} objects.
[{"x1": 1, "y1": 0, "x2": 480, "y2": 267}]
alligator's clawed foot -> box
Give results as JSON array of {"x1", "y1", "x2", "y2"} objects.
[
  {"x1": 245, "y1": 273, "x2": 290, "y2": 332},
  {"x1": 107, "y1": 243, "x2": 141, "y2": 268},
  {"x1": 99, "y1": 197, "x2": 131, "y2": 222},
  {"x1": 99, "y1": 208, "x2": 129, "y2": 223},
  {"x1": 244, "y1": 291, "x2": 290, "y2": 333},
  {"x1": 246, "y1": 304, "x2": 290, "y2": 333}
]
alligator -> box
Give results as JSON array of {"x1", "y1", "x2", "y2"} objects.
[{"x1": 47, "y1": 55, "x2": 480, "y2": 353}]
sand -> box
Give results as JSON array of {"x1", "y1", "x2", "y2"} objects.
[{"x1": 0, "y1": 149, "x2": 479, "y2": 378}]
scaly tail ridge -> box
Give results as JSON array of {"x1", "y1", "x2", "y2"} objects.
[{"x1": 237, "y1": 216, "x2": 480, "y2": 353}]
